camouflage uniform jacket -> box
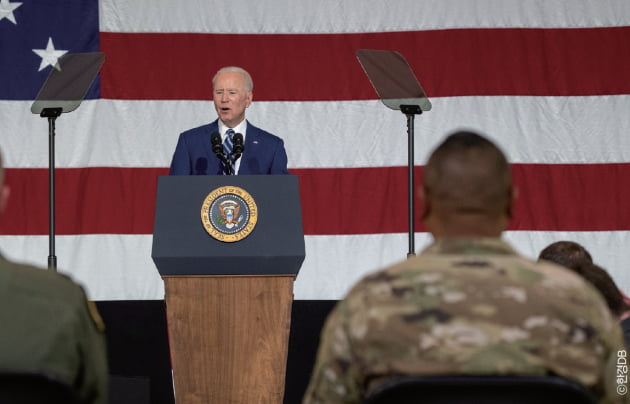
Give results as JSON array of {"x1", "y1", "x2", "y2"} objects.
[
  {"x1": 302, "y1": 238, "x2": 628, "y2": 404},
  {"x1": 0, "y1": 253, "x2": 108, "y2": 404}
]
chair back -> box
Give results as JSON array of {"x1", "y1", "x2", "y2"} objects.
[
  {"x1": 364, "y1": 374, "x2": 598, "y2": 404},
  {"x1": 0, "y1": 370, "x2": 78, "y2": 404}
]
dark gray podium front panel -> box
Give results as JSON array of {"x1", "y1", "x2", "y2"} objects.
[{"x1": 152, "y1": 175, "x2": 305, "y2": 276}]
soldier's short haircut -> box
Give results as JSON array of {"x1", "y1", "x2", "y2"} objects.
[
  {"x1": 538, "y1": 240, "x2": 593, "y2": 270},
  {"x1": 423, "y1": 130, "x2": 512, "y2": 216}
]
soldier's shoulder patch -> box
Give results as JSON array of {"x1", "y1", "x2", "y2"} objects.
[{"x1": 86, "y1": 299, "x2": 105, "y2": 333}]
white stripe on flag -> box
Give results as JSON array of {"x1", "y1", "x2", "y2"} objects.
[
  {"x1": 100, "y1": 0, "x2": 630, "y2": 33},
  {"x1": 1, "y1": 231, "x2": 629, "y2": 300},
  {"x1": 3, "y1": 96, "x2": 630, "y2": 169}
]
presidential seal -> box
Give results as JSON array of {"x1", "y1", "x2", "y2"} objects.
[{"x1": 201, "y1": 186, "x2": 258, "y2": 242}]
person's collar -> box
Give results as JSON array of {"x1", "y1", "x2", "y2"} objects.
[
  {"x1": 421, "y1": 237, "x2": 517, "y2": 256},
  {"x1": 218, "y1": 120, "x2": 248, "y2": 140}
]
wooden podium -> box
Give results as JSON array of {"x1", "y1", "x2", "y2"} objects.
[{"x1": 152, "y1": 175, "x2": 305, "y2": 404}]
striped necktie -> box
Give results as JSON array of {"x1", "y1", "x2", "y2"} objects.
[
  {"x1": 224, "y1": 129, "x2": 234, "y2": 157},
  {"x1": 223, "y1": 129, "x2": 235, "y2": 174}
]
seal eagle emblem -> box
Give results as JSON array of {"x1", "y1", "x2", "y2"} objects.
[{"x1": 201, "y1": 186, "x2": 258, "y2": 242}]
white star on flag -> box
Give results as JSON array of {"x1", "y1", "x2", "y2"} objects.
[
  {"x1": 32, "y1": 37, "x2": 68, "y2": 72},
  {"x1": 0, "y1": 0, "x2": 22, "y2": 24}
]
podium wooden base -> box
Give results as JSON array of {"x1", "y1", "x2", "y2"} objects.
[{"x1": 163, "y1": 275, "x2": 295, "y2": 404}]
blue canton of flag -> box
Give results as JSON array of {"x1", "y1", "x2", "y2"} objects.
[{"x1": 0, "y1": 0, "x2": 100, "y2": 100}]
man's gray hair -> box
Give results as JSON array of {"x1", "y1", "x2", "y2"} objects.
[{"x1": 212, "y1": 66, "x2": 253, "y2": 92}]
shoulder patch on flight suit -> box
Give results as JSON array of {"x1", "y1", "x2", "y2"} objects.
[{"x1": 87, "y1": 300, "x2": 105, "y2": 333}]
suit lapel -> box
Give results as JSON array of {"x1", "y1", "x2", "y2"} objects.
[{"x1": 206, "y1": 120, "x2": 223, "y2": 175}]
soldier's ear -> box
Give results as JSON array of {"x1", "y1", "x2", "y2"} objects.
[
  {"x1": 419, "y1": 186, "x2": 431, "y2": 220},
  {"x1": 506, "y1": 186, "x2": 517, "y2": 219},
  {"x1": 0, "y1": 184, "x2": 10, "y2": 214}
]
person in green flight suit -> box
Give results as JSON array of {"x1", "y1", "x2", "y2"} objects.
[{"x1": 0, "y1": 148, "x2": 108, "y2": 404}]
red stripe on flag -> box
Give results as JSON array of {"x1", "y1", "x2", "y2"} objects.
[
  {"x1": 1, "y1": 167, "x2": 167, "y2": 235},
  {"x1": 1, "y1": 164, "x2": 628, "y2": 235},
  {"x1": 100, "y1": 27, "x2": 630, "y2": 101}
]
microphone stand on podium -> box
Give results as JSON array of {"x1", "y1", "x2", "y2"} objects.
[
  {"x1": 30, "y1": 52, "x2": 106, "y2": 270},
  {"x1": 356, "y1": 49, "x2": 432, "y2": 258},
  {"x1": 211, "y1": 132, "x2": 244, "y2": 175}
]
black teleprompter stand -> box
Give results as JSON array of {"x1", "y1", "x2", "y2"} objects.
[
  {"x1": 41, "y1": 107, "x2": 62, "y2": 270},
  {"x1": 356, "y1": 49, "x2": 432, "y2": 258},
  {"x1": 31, "y1": 52, "x2": 106, "y2": 270}
]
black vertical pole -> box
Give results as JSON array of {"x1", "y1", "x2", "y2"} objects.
[
  {"x1": 406, "y1": 112, "x2": 415, "y2": 257},
  {"x1": 401, "y1": 105, "x2": 422, "y2": 258},
  {"x1": 42, "y1": 108, "x2": 62, "y2": 271}
]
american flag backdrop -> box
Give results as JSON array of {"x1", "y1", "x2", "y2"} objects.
[{"x1": 1, "y1": 0, "x2": 629, "y2": 301}]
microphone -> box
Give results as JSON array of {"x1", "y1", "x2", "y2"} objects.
[
  {"x1": 210, "y1": 132, "x2": 224, "y2": 159},
  {"x1": 232, "y1": 132, "x2": 244, "y2": 161},
  {"x1": 210, "y1": 131, "x2": 231, "y2": 174}
]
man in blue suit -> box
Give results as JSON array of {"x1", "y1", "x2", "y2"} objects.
[{"x1": 169, "y1": 66, "x2": 289, "y2": 175}]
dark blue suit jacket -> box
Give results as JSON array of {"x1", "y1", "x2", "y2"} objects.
[{"x1": 168, "y1": 120, "x2": 289, "y2": 175}]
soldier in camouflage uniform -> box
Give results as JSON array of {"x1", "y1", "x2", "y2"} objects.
[
  {"x1": 0, "y1": 150, "x2": 108, "y2": 404},
  {"x1": 303, "y1": 131, "x2": 628, "y2": 404}
]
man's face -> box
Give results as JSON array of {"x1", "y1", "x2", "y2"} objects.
[{"x1": 213, "y1": 71, "x2": 252, "y2": 128}]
